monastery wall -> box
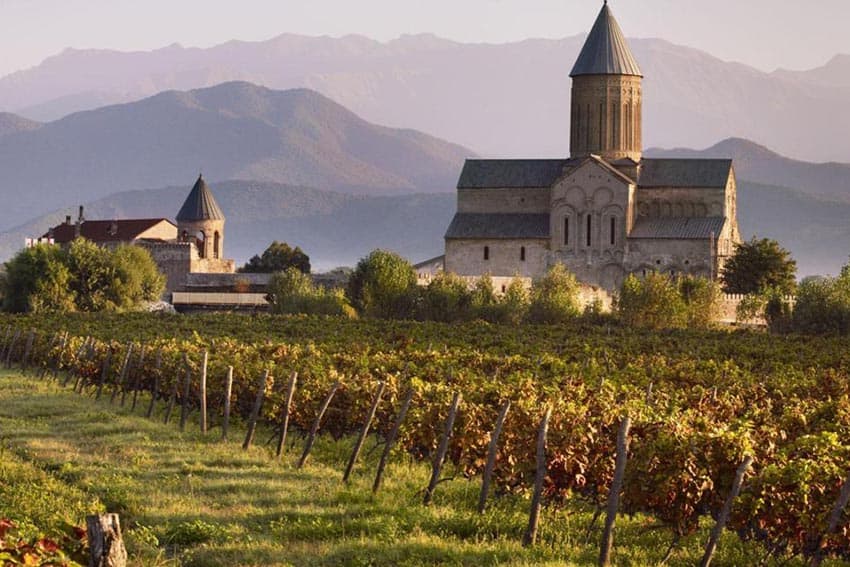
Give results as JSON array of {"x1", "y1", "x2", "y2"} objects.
[{"x1": 445, "y1": 239, "x2": 549, "y2": 278}]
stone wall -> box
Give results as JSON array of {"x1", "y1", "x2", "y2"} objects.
[
  {"x1": 445, "y1": 239, "x2": 549, "y2": 278},
  {"x1": 142, "y1": 242, "x2": 192, "y2": 294}
]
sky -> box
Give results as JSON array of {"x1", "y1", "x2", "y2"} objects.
[{"x1": 1, "y1": 0, "x2": 849, "y2": 78}]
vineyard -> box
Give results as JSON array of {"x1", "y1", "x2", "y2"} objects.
[{"x1": 2, "y1": 312, "x2": 850, "y2": 565}]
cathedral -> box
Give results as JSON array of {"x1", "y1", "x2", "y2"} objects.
[{"x1": 443, "y1": 2, "x2": 740, "y2": 291}]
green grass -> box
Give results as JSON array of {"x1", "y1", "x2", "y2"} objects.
[{"x1": 0, "y1": 370, "x2": 836, "y2": 566}]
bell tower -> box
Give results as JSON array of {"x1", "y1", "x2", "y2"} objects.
[
  {"x1": 569, "y1": 1, "x2": 643, "y2": 162},
  {"x1": 176, "y1": 175, "x2": 225, "y2": 261}
]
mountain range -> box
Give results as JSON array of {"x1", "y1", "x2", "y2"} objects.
[
  {"x1": 0, "y1": 78, "x2": 847, "y2": 276},
  {"x1": 2, "y1": 34, "x2": 850, "y2": 163},
  {"x1": 0, "y1": 82, "x2": 470, "y2": 231}
]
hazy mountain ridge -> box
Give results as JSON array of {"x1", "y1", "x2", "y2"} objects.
[
  {"x1": 0, "y1": 82, "x2": 471, "y2": 232},
  {"x1": 0, "y1": 180, "x2": 455, "y2": 271},
  {"x1": 646, "y1": 138, "x2": 850, "y2": 202},
  {"x1": 3, "y1": 33, "x2": 850, "y2": 162},
  {"x1": 0, "y1": 112, "x2": 40, "y2": 137}
]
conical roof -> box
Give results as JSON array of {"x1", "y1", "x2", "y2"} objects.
[
  {"x1": 570, "y1": 2, "x2": 642, "y2": 77},
  {"x1": 176, "y1": 175, "x2": 225, "y2": 222}
]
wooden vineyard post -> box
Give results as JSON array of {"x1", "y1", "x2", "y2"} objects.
[
  {"x1": 373, "y1": 388, "x2": 414, "y2": 493},
  {"x1": 50, "y1": 333, "x2": 67, "y2": 379},
  {"x1": 112, "y1": 343, "x2": 133, "y2": 405},
  {"x1": 479, "y1": 400, "x2": 512, "y2": 514},
  {"x1": 64, "y1": 337, "x2": 89, "y2": 388},
  {"x1": 178, "y1": 354, "x2": 192, "y2": 432},
  {"x1": 129, "y1": 345, "x2": 147, "y2": 411},
  {"x1": 0, "y1": 326, "x2": 11, "y2": 362},
  {"x1": 275, "y1": 371, "x2": 298, "y2": 457},
  {"x1": 808, "y1": 471, "x2": 850, "y2": 567},
  {"x1": 4, "y1": 329, "x2": 20, "y2": 369},
  {"x1": 38, "y1": 333, "x2": 58, "y2": 379},
  {"x1": 343, "y1": 381, "x2": 386, "y2": 482},
  {"x1": 221, "y1": 367, "x2": 234, "y2": 442},
  {"x1": 20, "y1": 330, "x2": 35, "y2": 373},
  {"x1": 95, "y1": 349, "x2": 113, "y2": 401},
  {"x1": 522, "y1": 405, "x2": 552, "y2": 547},
  {"x1": 423, "y1": 391, "x2": 462, "y2": 506},
  {"x1": 700, "y1": 455, "x2": 753, "y2": 567},
  {"x1": 297, "y1": 381, "x2": 342, "y2": 467},
  {"x1": 163, "y1": 372, "x2": 180, "y2": 425},
  {"x1": 599, "y1": 416, "x2": 631, "y2": 567},
  {"x1": 199, "y1": 350, "x2": 208, "y2": 434},
  {"x1": 145, "y1": 350, "x2": 163, "y2": 419},
  {"x1": 86, "y1": 513, "x2": 128, "y2": 567},
  {"x1": 78, "y1": 341, "x2": 97, "y2": 393},
  {"x1": 242, "y1": 370, "x2": 273, "y2": 450}
]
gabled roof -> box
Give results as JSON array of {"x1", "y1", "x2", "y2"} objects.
[
  {"x1": 638, "y1": 159, "x2": 733, "y2": 188},
  {"x1": 457, "y1": 159, "x2": 571, "y2": 189},
  {"x1": 45, "y1": 219, "x2": 175, "y2": 244},
  {"x1": 445, "y1": 213, "x2": 550, "y2": 240},
  {"x1": 176, "y1": 175, "x2": 225, "y2": 222},
  {"x1": 570, "y1": 2, "x2": 642, "y2": 78},
  {"x1": 629, "y1": 217, "x2": 726, "y2": 240}
]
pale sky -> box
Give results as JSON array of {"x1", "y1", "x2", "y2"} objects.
[{"x1": 1, "y1": 0, "x2": 848, "y2": 78}]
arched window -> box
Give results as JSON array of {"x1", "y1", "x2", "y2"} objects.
[
  {"x1": 564, "y1": 217, "x2": 570, "y2": 246},
  {"x1": 610, "y1": 217, "x2": 616, "y2": 246},
  {"x1": 213, "y1": 232, "x2": 221, "y2": 260},
  {"x1": 483, "y1": 246, "x2": 489, "y2": 261},
  {"x1": 586, "y1": 214, "x2": 592, "y2": 247},
  {"x1": 197, "y1": 231, "x2": 206, "y2": 259},
  {"x1": 598, "y1": 103, "x2": 604, "y2": 148},
  {"x1": 520, "y1": 246, "x2": 526, "y2": 261}
]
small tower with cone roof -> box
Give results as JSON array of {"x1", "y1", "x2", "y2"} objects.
[
  {"x1": 176, "y1": 174, "x2": 226, "y2": 261},
  {"x1": 569, "y1": 1, "x2": 643, "y2": 162}
]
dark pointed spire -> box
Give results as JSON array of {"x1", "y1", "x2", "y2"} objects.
[
  {"x1": 570, "y1": 2, "x2": 642, "y2": 77},
  {"x1": 176, "y1": 174, "x2": 225, "y2": 221}
]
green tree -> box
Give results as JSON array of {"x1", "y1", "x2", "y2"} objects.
[
  {"x1": 527, "y1": 263, "x2": 582, "y2": 324},
  {"x1": 346, "y1": 250, "x2": 417, "y2": 319},
  {"x1": 470, "y1": 274, "x2": 499, "y2": 321},
  {"x1": 67, "y1": 239, "x2": 115, "y2": 311},
  {"x1": 721, "y1": 237, "x2": 797, "y2": 295},
  {"x1": 239, "y1": 241, "x2": 311, "y2": 274},
  {"x1": 616, "y1": 273, "x2": 687, "y2": 330},
  {"x1": 792, "y1": 264, "x2": 850, "y2": 335},
  {"x1": 498, "y1": 276, "x2": 531, "y2": 325},
  {"x1": 2, "y1": 244, "x2": 75, "y2": 313},
  {"x1": 267, "y1": 267, "x2": 355, "y2": 318},
  {"x1": 678, "y1": 275, "x2": 722, "y2": 328},
  {"x1": 421, "y1": 272, "x2": 473, "y2": 322},
  {"x1": 109, "y1": 245, "x2": 166, "y2": 310}
]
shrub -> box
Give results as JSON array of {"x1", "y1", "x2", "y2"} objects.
[
  {"x1": 527, "y1": 263, "x2": 581, "y2": 324},
  {"x1": 721, "y1": 237, "x2": 797, "y2": 295},
  {"x1": 420, "y1": 272, "x2": 473, "y2": 322},
  {"x1": 792, "y1": 268, "x2": 850, "y2": 335},
  {"x1": 497, "y1": 276, "x2": 530, "y2": 325},
  {"x1": 616, "y1": 273, "x2": 686, "y2": 330},
  {"x1": 347, "y1": 250, "x2": 417, "y2": 319},
  {"x1": 267, "y1": 268, "x2": 355, "y2": 318},
  {"x1": 678, "y1": 275, "x2": 722, "y2": 328}
]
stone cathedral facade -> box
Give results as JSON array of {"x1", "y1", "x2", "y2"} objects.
[{"x1": 443, "y1": 2, "x2": 740, "y2": 291}]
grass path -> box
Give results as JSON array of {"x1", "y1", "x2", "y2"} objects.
[{"x1": 0, "y1": 370, "x2": 825, "y2": 566}]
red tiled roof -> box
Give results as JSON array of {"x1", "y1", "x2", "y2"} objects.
[{"x1": 44, "y1": 219, "x2": 175, "y2": 244}]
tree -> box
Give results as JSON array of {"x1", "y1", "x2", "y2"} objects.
[
  {"x1": 721, "y1": 237, "x2": 797, "y2": 295},
  {"x1": 2, "y1": 240, "x2": 165, "y2": 314},
  {"x1": 616, "y1": 273, "x2": 687, "y2": 330},
  {"x1": 267, "y1": 267, "x2": 355, "y2": 318},
  {"x1": 498, "y1": 276, "x2": 531, "y2": 325},
  {"x1": 2, "y1": 244, "x2": 75, "y2": 313},
  {"x1": 421, "y1": 272, "x2": 473, "y2": 322},
  {"x1": 527, "y1": 263, "x2": 582, "y2": 324},
  {"x1": 109, "y1": 245, "x2": 166, "y2": 310},
  {"x1": 346, "y1": 250, "x2": 417, "y2": 319},
  {"x1": 678, "y1": 275, "x2": 722, "y2": 328},
  {"x1": 792, "y1": 263, "x2": 850, "y2": 335},
  {"x1": 239, "y1": 241, "x2": 310, "y2": 274}
]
